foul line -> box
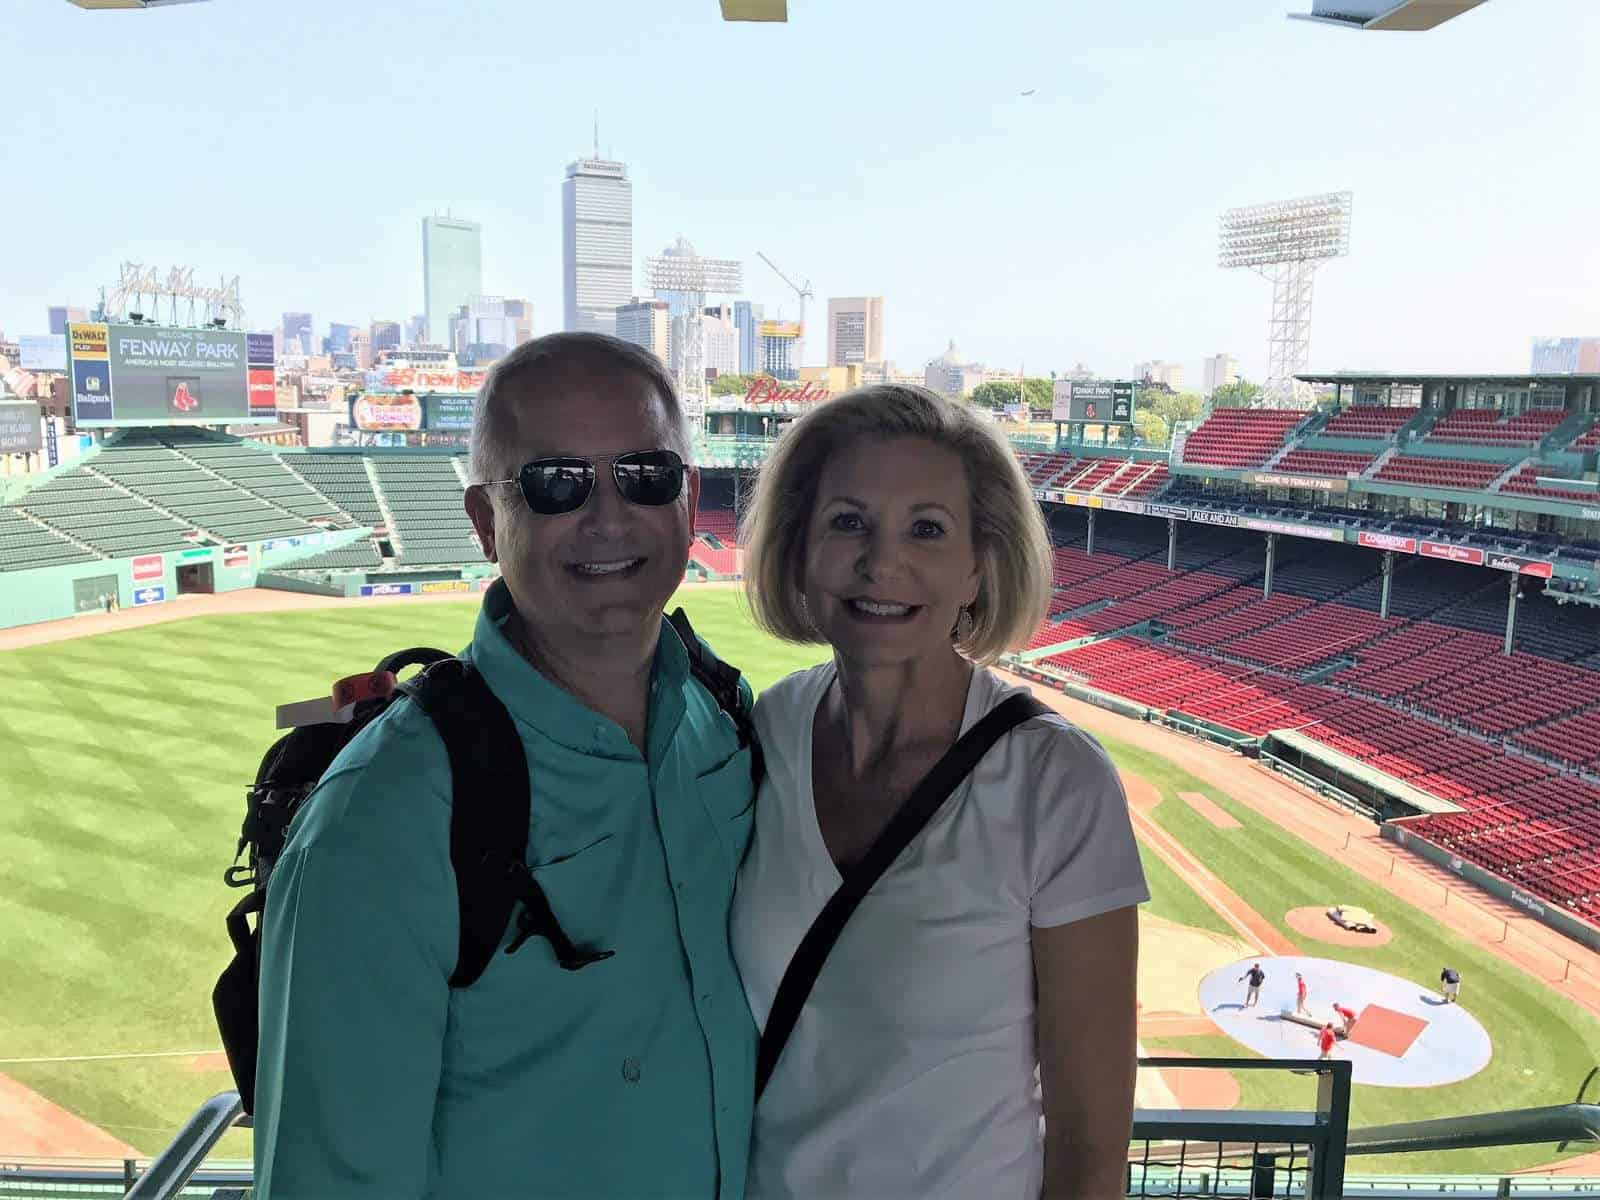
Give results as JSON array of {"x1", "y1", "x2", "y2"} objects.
[
  {"x1": 1130, "y1": 804, "x2": 1271, "y2": 956},
  {"x1": 0, "y1": 1049, "x2": 220, "y2": 1066}
]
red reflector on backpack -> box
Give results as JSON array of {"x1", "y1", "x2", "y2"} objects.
[{"x1": 332, "y1": 671, "x2": 396, "y2": 711}]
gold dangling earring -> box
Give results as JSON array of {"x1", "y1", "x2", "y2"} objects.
[{"x1": 799, "y1": 591, "x2": 815, "y2": 632}]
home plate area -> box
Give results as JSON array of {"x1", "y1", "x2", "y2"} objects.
[{"x1": 1198, "y1": 955, "x2": 1492, "y2": 1087}]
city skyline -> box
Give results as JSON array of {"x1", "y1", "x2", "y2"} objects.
[{"x1": 7, "y1": 0, "x2": 1600, "y2": 389}]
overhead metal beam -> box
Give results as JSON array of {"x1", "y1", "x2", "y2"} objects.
[
  {"x1": 720, "y1": 0, "x2": 787, "y2": 20},
  {"x1": 1289, "y1": 1, "x2": 1487, "y2": 31}
]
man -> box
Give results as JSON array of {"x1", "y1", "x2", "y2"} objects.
[
  {"x1": 253, "y1": 333, "x2": 758, "y2": 1199},
  {"x1": 1317, "y1": 1022, "x2": 1336, "y2": 1061},
  {"x1": 1332, "y1": 1001, "x2": 1357, "y2": 1037},
  {"x1": 1295, "y1": 971, "x2": 1309, "y2": 1016},
  {"x1": 1441, "y1": 966, "x2": 1461, "y2": 1003},
  {"x1": 1240, "y1": 962, "x2": 1265, "y2": 1007}
]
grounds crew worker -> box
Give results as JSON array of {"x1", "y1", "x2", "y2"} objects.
[{"x1": 254, "y1": 334, "x2": 758, "y2": 1198}]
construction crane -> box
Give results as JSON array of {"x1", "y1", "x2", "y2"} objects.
[{"x1": 756, "y1": 251, "x2": 813, "y2": 332}]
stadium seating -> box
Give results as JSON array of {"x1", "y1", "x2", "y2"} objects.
[
  {"x1": 369, "y1": 457, "x2": 480, "y2": 565},
  {"x1": 1515, "y1": 709, "x2": 1600, "y2": 772},
  {"x1": 1571, "y1": 422, "x2": 1600, "y2": 452},
  {"x1": 1498, "y1": 464, "x2": 1600, "y2": 505},
  {"x1": 694, "y1": 506, "x2": 740, "y2": 545},
  {"x1": 14, "y1": 468, "x2": 198, "y2": 558},
  {"x1": 1320, "y1": 406, "x2": 1417, "y2": 439},
  {"x1": 1116, "y1": 462, "x2": 1170, "y2": 497},
  {"x1": 1179, "y1": 408, "x2": 1305, "y2": 468},
  {"x1": 1426, "y1": 408, "x2": 1567, "y2": 447},
  {"x1": 177, "y1": 440, "x2": 348, "y2": 526},
  {"x1": 89, "y1": 438, "x2": 324, "y2": 543},
  {"x1": 0, "y1": 506, "x2": 101, "y2": 571},
  {"x1": 689, "y1": 540, "x2": 740, "y2": 576},
  {"x1": 1271, "y1": 449, "x2": 1378, "y2": 477},
  {"x1": 1372, "y1": 455, "x2": 1506, "y2": 491},
  {"x1": 285, "y1": 454, "x2": 387, "y2": 529},
  {"x1": 279, "y1": 540, "x2": 385, "y2": 571}
]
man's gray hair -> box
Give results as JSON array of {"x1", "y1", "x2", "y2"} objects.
[{"x1": 467, "y1": 331, "x2": 694, "y2": 482}]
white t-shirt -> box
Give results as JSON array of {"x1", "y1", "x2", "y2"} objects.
[{"x1": 731, "y1": 663, "x2": 1149, "y2": 1200}]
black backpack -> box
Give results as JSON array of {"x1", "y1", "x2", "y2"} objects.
[{"x1": 213, "y1": 607, "x2": 762, "y2": 1116}]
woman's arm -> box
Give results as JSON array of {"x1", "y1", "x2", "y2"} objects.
[{"x1": 1033, "y1": 904, "x2": 1140, "y2": 1200}]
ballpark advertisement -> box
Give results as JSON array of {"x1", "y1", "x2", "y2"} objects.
[
  {"x1": 1053, "y1": 380, "x2": 1136, "y2": 425},
  {"x1": 66, "y1": 322, "x2": 277, "y2": 427}
]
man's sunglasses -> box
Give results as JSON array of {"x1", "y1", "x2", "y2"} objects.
[{"x1": 480, "y1": 448, "x2": 686, "y2": 516}]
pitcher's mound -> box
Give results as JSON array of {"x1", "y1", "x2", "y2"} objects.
[{"x1": 1286, "y1": 905, "x2": 1393, "y2": 947}]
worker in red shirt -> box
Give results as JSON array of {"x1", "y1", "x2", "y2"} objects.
[
  {"x1": 1332, "y1": 1002, "x2": 1357, "y2": 1037},
  {"x1": 1295, "y1": 972, "x2": 1309, "y2": 1016},
  {"x1": 1318, "y1": 1023, "x2": 1337, "y2": 1060}
]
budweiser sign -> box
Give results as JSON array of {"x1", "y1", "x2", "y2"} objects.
[
  {"x1": 744, "y1": 378, "x2": 830, "y2": 406},
  {"x1": 1358, "y1": 531, "x2": 1418, "y2": 554},
  {"x1": 1419, "y1": 540, "x2": 1484, "y2": 566}
]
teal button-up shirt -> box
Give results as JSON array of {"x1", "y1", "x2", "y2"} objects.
[{"x1": 254, "y1": 582, "x2": 757, "y2": 1199}]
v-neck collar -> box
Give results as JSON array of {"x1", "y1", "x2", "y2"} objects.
[{"x1": 800, "y1": 662, "x2": 986, "y2": 888}]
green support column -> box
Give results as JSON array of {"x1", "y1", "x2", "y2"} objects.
[
  {"x1": 1263, "y1": 534, "x2": 1277, "y2": 599},
  {"x1": 1380, "y1": 551, "x2": 1394, "y2": 620},
  {"x1": 1504, "y1": 572, "x2": 1519, "y2": 656},
  {"x1": 1168, "y1": 518, "x2": 1178, "y2": 572}
]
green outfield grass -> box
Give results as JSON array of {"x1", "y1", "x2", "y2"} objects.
[{"x1": 2, "y1": 593, "x2": 1597, "y2": 1178}]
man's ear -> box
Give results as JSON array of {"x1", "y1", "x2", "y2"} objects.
[
  {"x1": 683, "y1": 467, "x2": 701, "y2": 550},
  {"x1": 464, "y1": 484, "x2": 499, "y2": 563}
]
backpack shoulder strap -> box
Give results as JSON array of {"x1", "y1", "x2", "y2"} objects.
[
  {"x1": 404, "y1": 658, "x2": 531, "y2": 989},
  {"x1": 668, "y1": 606, "x2": 764, "y2": 786},
  {"x1": 754, "y1": 692, "x2": 1049, "y2": 1100}
]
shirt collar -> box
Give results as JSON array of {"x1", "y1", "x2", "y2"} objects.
[{"x1": 464, "y1": 578, "x2": 690, "y2": 759}]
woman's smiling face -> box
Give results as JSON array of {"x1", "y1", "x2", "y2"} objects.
[{"x1": 801, "y1": 434, "x2": 980, "y2": 667}]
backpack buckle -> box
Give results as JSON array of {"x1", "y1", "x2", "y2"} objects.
[{"x1": 485, "y1": 854, "x2": 615, "y2": 972}]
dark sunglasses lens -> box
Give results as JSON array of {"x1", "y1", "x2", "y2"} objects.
[
  {"x1": 613, "y1": 451, "x2": 684, "y2": 506},
  {"x1": 521, "y1": 461, "x2": 595, "y2": 514}
]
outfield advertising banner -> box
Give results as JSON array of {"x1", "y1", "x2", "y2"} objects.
[
  {"x1": 132, "y1": 585, "x2": 167, "y2": 606},
  {"x1": 1419, "y1": 540, "x2": 1485, "y2": 566},
  {"x1": 1358, "y1": 531, "x2": 1418, "y2": 554},
  {"x1": 427, "y1": 394, "x2": 475, "y2": 431},
  {"x1": 0, "y1": 402, "x2": 43, "y2": 453},
  {"x1": 66, "y1": 322, "x2": 276, "y2": 427},
  {"x1": 19, "y1": 335, "x2": 67, "y2": 371},
  {"x1": 361, "y1": 582, "x2": 415, "y2": 597},
  {"x1": 1247, "y1": 471, "x2": 1349, "y2": 494},
  {"x1": 350, "y1": 392, "x2": 424, "y2": 431},
  {"x1": 131, "y1": 553, "x2": 164, "y2": 581},
  {"x1": 1485, "y1": 552, "x2": 1555, "y2": 579}
]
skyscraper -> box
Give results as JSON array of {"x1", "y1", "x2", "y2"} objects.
[
  {"x1": 282, "y1": 312, "x2": 313, "y2": 356},
  {"x1": 423, "y1": 215, "x2": 484, "y2": 347},
  {"x1": 826, "y1": 297, "x2": 884, "y2": 367},
  {"x1": 562, "y1": 157, "x2": 633, "y2": 334},
  {"x1": 1202, "y1": 353, "x2": 1241, "y2": 398},
  {"x1": 325, "y1": 323, "x2": 357, "y2": 354},
  {"x1": 616, "y1": 297, "x2": 671, "y2": 362},
  {"x1": 47, "y1": 306, "x2": 87, "y2": 336},
  {"x1": 450, "y1": 296, "x2": 535, "y2": 365},
  {"x1": 733, "y1": 300, "x2": 764, "y2": 374},
  {"x1": 370, "y1": 320, "x2": 403, "y2": 354}
]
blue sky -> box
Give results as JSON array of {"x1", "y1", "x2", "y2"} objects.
[{"x1": 5, "y1": 0, "x2": 1596, "y2": 385}]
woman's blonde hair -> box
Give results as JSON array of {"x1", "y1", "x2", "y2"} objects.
[{"x1": 741, "y1": 384, "x2": 1052, "y2": 666}]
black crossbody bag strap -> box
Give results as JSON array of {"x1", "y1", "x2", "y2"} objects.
[{"x1": 754, "y1": 691, "x2": 1050, "y2": 1100}]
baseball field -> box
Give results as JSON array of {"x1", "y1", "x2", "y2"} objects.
[{"x1": 4, "y1": 585, "x2": 1600, "y2": 1175}]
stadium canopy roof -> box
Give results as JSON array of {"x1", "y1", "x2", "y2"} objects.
[
  {"x1": 1288, "y1": 1, "x2": 1486, "y2": 31},
  {"x1": 720, "y1": 0, "x2": 786, "y2": 19},
  {"x1": 1299, "y1": 371, "x2": 1600, "y2": 387}
]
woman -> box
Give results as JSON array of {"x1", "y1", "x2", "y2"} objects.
[{"x1": 733, "y1": 384, "x2": 1148, "y2": 1199}]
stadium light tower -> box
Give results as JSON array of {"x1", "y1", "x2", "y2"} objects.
[
  {"x1": 1288, "y1": 0, "x2": 1486, "y2": 31},
  {"x1": 644, "y1": 240, "x2": 742, "y2": 413},
  {"x1": 1219, "y1": 191, "x2": 1352, "y2": 406}
]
